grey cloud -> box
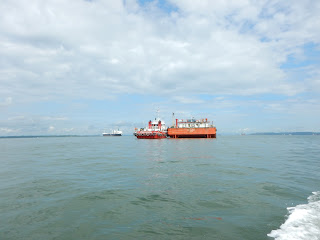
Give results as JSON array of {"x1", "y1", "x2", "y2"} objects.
[{"x1": 0, "y1": 0, "x2": 319, "y2": 103}]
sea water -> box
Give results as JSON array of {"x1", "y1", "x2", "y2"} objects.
[{"x1": 0, "y1": 135, "x2": 319, "y2": 240}]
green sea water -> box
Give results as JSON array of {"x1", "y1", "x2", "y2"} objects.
[{"x1": 0, "y1": 135, "x2": 319, "y2": 240}]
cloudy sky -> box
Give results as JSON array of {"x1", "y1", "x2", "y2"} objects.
[{"x1": 1, "y1": 0, "x2": 320, "y2": 135}]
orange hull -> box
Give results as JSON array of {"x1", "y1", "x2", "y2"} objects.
[{"x1": 167, "y1": 127, "x2": 216, "y2": 138}]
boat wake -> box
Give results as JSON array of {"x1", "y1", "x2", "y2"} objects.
[{"x1": 268, "y1": 191, "x2": 320, "y2": 240}]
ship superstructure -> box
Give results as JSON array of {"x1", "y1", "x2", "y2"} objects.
[
  {"x1": 167, "y1": 118, "x2": 216, "y2": 138},
  {"x1": 134, "y1": 118, "x2": 167, "y2": 139}
]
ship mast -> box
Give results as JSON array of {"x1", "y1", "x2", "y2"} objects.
[{"x1": 172, "y1": 112, "x2": 175, "y2": 127}]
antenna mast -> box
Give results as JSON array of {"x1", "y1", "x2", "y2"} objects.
[{"x1": 172, "y1": 112, "x2": 175, "y2": 127}]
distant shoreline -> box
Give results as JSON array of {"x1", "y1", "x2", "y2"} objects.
[
  {"x1": 250, "y1": 132, "x2": 320, "y2": 135},
  {"x1": 1, "y1": 132, "x2": 320, "y2": 138},
  {"x1": 0, "y1": 135, "x2": 100, "y2": 139}
]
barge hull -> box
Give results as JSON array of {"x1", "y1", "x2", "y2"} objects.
[{"x1": 167, "y1": 128, "x2": 216, "y2": 138}]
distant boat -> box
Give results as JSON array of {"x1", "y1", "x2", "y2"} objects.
[{"x1": 102, "y1": 129, "x2": 122, "y2": 136}]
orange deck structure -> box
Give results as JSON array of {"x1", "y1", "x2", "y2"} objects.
[{"x1": 167, "y1": 118, "x2": 216, "y2": 138}]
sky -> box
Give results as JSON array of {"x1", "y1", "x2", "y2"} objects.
[{"x1": 1, "y1": 0, "x2": 320, "y2": 136}]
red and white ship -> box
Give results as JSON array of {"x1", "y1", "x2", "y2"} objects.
[{"x1": 134, "y1": 118, "x2": 167, "y2": 139}]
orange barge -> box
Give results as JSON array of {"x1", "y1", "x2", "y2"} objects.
[{"x1": 167, "y1": 118, "x2": 216, "y2": 138}]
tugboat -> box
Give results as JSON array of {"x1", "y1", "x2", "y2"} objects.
[{"x1": 134, "y1": 118, "x2": 167, "y2": 139}]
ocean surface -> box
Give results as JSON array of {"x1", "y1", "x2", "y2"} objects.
[{"x1": 0, "y1": 135, "x2": 319, "y2": 240}]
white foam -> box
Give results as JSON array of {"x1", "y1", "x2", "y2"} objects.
[{"x1": 268, "y1": 191, "x2": 320, "y2": 240}]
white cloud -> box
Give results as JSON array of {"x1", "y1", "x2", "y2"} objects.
[
  {"x1": 264, "y1": 98, "x2": 320, "y2": 115},
  {"x1": 0, "y1": 0, "x2": 319, "y2": 135},
  {"x1": 62, "y1": 128, "x2": 74, "y2": 132},
  {"x1": 0, "y1": 97, "x2": 12, "y2": 107},
  {"x1": 8, "y1": 115, "x2": 25, "y2": 121},
  {"x1": 0, "y1": 127, "x2": 19, "y2": 133},
  {"x1": 0, "y1": 0, "x2": 319, "y2": 103},
  {"x1": 172, "y1": 96, "x2": 204, "y2": 104},
  {"x1": 48, "y1": 126, "x2": 55, "y2": 131},
  {"x1": 238, "y1": 128, "x2": 251, "y2": 134},
  {"x1": 1, "y1": 115, "x2": 73, "y2": 135},
  {"x1": 42, "y1": 116, "x2": 68, "y2": 121}
]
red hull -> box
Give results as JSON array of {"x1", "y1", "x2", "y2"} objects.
[
  {"x1": 135, "y1": 131, "x2": 167, "y2": 139},
  {"x1": 136, "y1": 135, "x2": 167, "y2": 139}
]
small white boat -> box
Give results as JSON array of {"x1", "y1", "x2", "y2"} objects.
[{"x1": 102, "y1": 129, "x2": 122, "y2": 136}]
